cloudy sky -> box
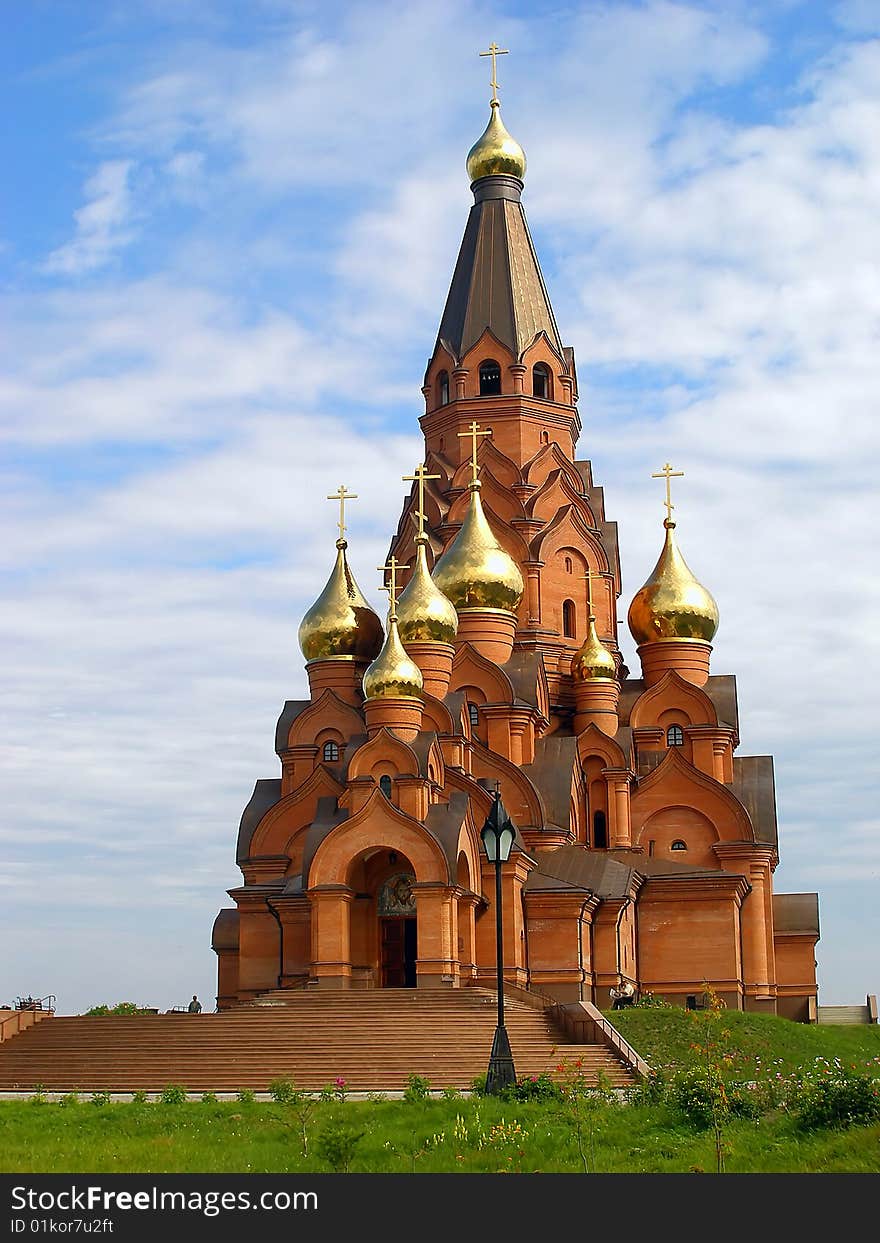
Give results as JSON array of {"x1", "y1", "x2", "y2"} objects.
[{"x1": 2, "y1": 0, "x2": 878, "y2": 1014}]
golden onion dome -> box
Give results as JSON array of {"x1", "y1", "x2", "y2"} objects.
[
  {"x1": 432, "y1": 483, "x2": 524, "y2": 613},
  {"x1": 362, "y1": 614, "x2": 424, "y2": 700},
  {"x1": 396, "y1": 539, "x2": 459, "y2": 645},
  {"x1": 628, "y1": 520, "x2": 719, "y2": 645},
  {"x1": 466, "y1": 101, "x2": 526, "y2": 182},
  {"x1": 572, "y1": 616, "x2": 617, "y2": 682},
  {"x1": 298, "y1": 539, "x2": 384, "y2": 662}
]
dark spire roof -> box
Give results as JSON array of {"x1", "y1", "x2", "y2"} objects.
[{"x1": 434, "y1": 176, "x2": 564, "y2": 365}]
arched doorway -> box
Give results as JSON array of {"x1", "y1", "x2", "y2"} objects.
[{"x1": 378, "y1": 870, "x2": 418, "y2": 988}]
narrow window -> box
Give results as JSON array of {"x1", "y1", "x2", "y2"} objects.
[
  {"x1": 667, "y1": 724, "x2": 684, "y2": 747},
  {"x1": 468, "y1": 702, "x2": 480, "y2": 729},
  {"x1": 479, "y1": 360, "x2": 501, "y2": 396},
  {"x1": 593, "y1": 811, "x2": 607, "y2": 849},
  {"x1": 541, "y1": 430, "x2": 550, "y2": 444},
  {"x1": 379, "y1": 775, "x2": 392, "y2": 798},
  {"x1": 671, "y1": 839, "x2": 687, "y2": 851},
  {"x1": 564, "y1": 556, "x2": 573, "y2": 574},
  {"x1": 438, "y1": 370, "x2": 449, "y2": 406},
  {"x1": 562, "y1": 599, "x2": 576, "y2": 638},
  {"x1": 532, "y1": 363, "x2": 551, "y2": 399},
  {"x1": 322, "y1": 740, "x2": 339, "y2": 762},
  {"x1": 648, "y1": 840, "x2": 655, "y2": 857}
]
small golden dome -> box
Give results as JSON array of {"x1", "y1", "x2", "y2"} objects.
[
  {"x1": 628, "y1": 520, "x2": 719, "y2": 645},
  {"x1": 466, "y1": 101, "x2": 526, "y2": 182},
  {"x1": 396, "y1": 540, "x2": 459, "y2": 644},
  {"x1": 362, "y1": 615, "x2": 424, "y2": 700},
  {"x1": 298, "y1": 540, "x2": 384, "y2": 662},
  {"x1": 432, "y1": 483, "x2": 524, "y2": 613},
  {"x1": 572, "y1": 616, "x2": 617, "y2": 681}
]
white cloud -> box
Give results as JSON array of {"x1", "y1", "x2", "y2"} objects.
[{"x1": 43, "y1": 160, "x2": 137, "y2": 276}]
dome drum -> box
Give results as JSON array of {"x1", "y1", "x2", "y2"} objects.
[
  {"x1": 573, "y1": 679, "x2": 620, "y2": 738},
  {"x1": 306, "y1": 656, "x2": 370, "y2": 707},
  {"x1": 363, "y1": 697, "x2": 423, "y2": 744},
  {"x1": 454, "y1": 608, "x2": 517, "y2": 665},
  {"x1": 638, "y1": 638, "x2": 712, "y2": 688},
  {"x1": 402, "y1": 640, "x2": 456, "y2": 699}
]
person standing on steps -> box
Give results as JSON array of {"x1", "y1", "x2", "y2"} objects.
[{"x1": 187, "y1": 994, "x2": 202, "y2": 1013}]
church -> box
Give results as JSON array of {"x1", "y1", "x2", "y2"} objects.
[{"x1": 211, "y1": 65, "x2": 820, "y2": 1023}]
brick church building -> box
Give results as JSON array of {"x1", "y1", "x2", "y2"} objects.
[{"x1": 212, "y1": 80, "x2": 820, "y2": 1022}]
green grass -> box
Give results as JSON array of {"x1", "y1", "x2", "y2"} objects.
[
  {"x1": 2, "y1": 1010, "x2": 878, "y2": 1174},
  {"x1": 608, "y1": 1005, "x2": 880, "y2": 1079}
]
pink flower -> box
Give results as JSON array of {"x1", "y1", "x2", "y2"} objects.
[{"x1": 335, "y1": 1077, "x2": 346, "y2": 1087}]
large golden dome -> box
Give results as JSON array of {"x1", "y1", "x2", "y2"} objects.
[
  {"x1": 466, "y1": 101, "x2": 526, "y2": 182},
  {"x1": 362, "y1": 615, "x2": 424, "y2": 700},
  {"x1": 572, "y1": 616, "x2": 617, "y2": 681},
  {"x1": 298, "y1": 540, "x2": 384, "y2": 662},
  {"x1": 628, "y1": 520, "x2": 719, "y2": 645},
  {"x1": 432, "y1": 483, "x2": 524, "y2": 613},
  {"x1": 396, "y1": 540, "x2": 459, "y2": 644}
]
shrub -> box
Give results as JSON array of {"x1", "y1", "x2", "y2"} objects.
[
  {"x1": 200, "y1": 1092, "x2": 218, "y2": 1105},
  {"x1": 90, "y1": 1092, "x2": 111, "y2": 1107},
  {"x1": 627, "y1": 1068, "x2": 667, "y2": 1106},
  {"x1": 792, "y1": 1072, "x2": 880, "y2": 1131},
  {"x1": 314, "y1": 1124, "x2": 364, "y2": 1172},
  {"x1": 632, "y1": 991, "x2": 671, "y2": 1009},
  {"x1": 236, "y1": 1088, "x2": 256, "y2": 1104},
  {"x1": 268, "y1": 1079, "x2": 297, "y2": 1104},
  {"x1": 671, "y1": 1068, "x2": 726, "y2": 1130},
  {"x1": 440, "y1": 1087, "x2": 463, "y2": 1101},
  {"x1": 506, "y1": 1071, "x2": 563, "y2": 1103},
  {"x1": 131, "y1": 1090, "x2": 149, "y2": 1105},
  {"x1": 403, "y1": 1073, "x2": 431, "y2": 1102},
  {"x1": 84, "y1": 1002, "x2": 151, "y2": 1016},
  {"x1": 159, "y1": 1084, "x2": 188, "y2": 1105},
  {"x1": 471, "y1": 1073, "x2": 488, "y2": 1096},
  {"x1": 58, "y1": 1092, "x2": 80, "y2": 1108}
]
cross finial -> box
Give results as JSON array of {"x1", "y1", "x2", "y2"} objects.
[
  {"x1": 378, "y1": 556, "x2": 402, "y2": 618},
  {"x1": 583, "y1": 568, "x2": 600, "y2": 620},
  {"x1": 402, "y1": 463, "x2": 442, "y2": 541},
  {"x1": 651, "y1": 462, "x2": 684, "y2": 524},
  {"x1": 479, "y1": 41, "x2": 509, "y2": 105},
  {"x1": 458, "y1": 420, "x2": 492, "y2": 486},
  {"x1": 326, "y1": 484, "x2": 358, "y2": 544}
]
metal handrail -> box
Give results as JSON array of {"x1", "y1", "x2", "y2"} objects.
[{"x1": 14, "y1": 994, "x2": 55, "y2": 1012}]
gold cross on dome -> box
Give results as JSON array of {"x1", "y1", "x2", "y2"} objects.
[
  {"x1": 327, "y1": 484, "x2": 358, "y2": 542},
  {"x1": 584, "y1": 568, "x2": 599, "y2": 618},
  {"x1": 402, "y1": 463, "x2": 442, "y2": 541},
  {"x1": 479, "y1": 42, "x2": 509, "y2": 104},
  {"x1": 378, "y1": 556, "x2": 402, "y2": 617},
  {"x1": 458, "y1": 420, "x2": 492, "y2": 485},
  {"x1": 651, "y1": 462, "x2": 684, "y2": 522}
]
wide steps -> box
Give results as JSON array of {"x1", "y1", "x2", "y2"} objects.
[{"x1": 0, "y1": 990, "x2": 637, "y2": 1091}]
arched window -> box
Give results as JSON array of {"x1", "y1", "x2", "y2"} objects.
[
  {"x1": 438, "y1": 370, "x2": 449, "y2": 406},
  {"x1": 541, "y1": 429, "x2": 550, "y2": 444},
  {"x1": 379, "y1": 775, "x2": 392, "y2": 799},
  {"x1": 532, "y1": 363, "x2": 551, "y2": 399},
  {"x1": 666, "y1": 724, "x2": 685, "y2": 747},
  {"x1": 479, "y1": 360, "x2": 501, "y2": 396},
  {"x1": 593, "y1": 811, "x2": 607, "y2": 849},
  {"x1": 468, "y1": 702, "x2": 480, "y2": 729},
  {"x1": 562, "y1": 599, "x2": 576, "y2": 638},
  {"x1": 322, "y1": 740, "x2": 339, "y2": 762},
  {"x1": 564, "y1": 556, "x2": 573, "y2": 574},
  {"x1": 671, "y1": 839, "x2": 687, "y2": 851}
]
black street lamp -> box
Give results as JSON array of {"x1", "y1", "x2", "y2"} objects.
[{"x1": 481, "y1": 789, "x2": 517, "y2": 1094}]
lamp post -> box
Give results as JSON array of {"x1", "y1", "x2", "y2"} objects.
[{"x1": 481, "y1": 789, "x2": 517, "y2": 1094}]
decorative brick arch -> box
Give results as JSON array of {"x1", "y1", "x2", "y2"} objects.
[
  {"x1": 522, "y1": 441, "x2": 584, "y2": 493},
  {"x1": 348, "y1": 729, "x2": 420, "y2": 782},
  {"x1": 630, "y1": 670, "x2": 719, "y2": 731},
  {"x1": 450, "y1": 644, "x2": 516, "y2": 705},
  {"x1": 309, "y1": 791, "x2": 450, "y2": 888},
  {"x1": 247, "y1": 767, "x2": 345, "y2": 859},
  {"x1": 286, "y1": 689, "x2": 364, "y2": 750},
  {"x1": 632, "y1": 749, "x2": 754, "y2": 845}
]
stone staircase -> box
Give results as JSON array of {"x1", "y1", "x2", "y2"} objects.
[
  {"x1": 817, "y1": 1000, "x2": 877, "y2": 1026},
  {"x1": 0, "y1": 988, "x2": 639, "y2": 1092}
]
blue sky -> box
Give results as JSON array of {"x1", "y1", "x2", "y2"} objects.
[{"x1": 2, "y1": 0, "x2": 879, "y2": 1013}]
